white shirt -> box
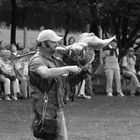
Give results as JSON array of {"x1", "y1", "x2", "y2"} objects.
[
  {"x1": 0, "y1": 58, "x2": 15, "y2": 75},
  {"x1": 122, "y1": 55, "x2": 136, "y2": 73}
]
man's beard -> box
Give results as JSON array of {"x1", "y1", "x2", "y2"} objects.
[{"x1": 47, "y1": 47, "x2": 55, "y2": 54}]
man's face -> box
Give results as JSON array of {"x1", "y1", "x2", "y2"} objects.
[
  {"x1": 11, "y1": 45, "x2": 17, "y2": 52},
  {"x1": 69, "y1": 39, "x2": 75, "y2": 45},
  {"x1": 110, "y1": 41, "x2": 117, "y2": 48},
  {"x1": 58, "y1": 39, "x2": 64, "y2": 47},
  {"x1": 1, "y1": 50, "x2": 11, "y2": 60},
  {"x1": 47, "y1": 40, "x2": 58, "y2": 53}
]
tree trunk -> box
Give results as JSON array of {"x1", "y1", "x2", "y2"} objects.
[
  {"x1": 90, "y1": 22, "x2": 99, "y2": 36},
  {"x1": 114, "y1": 16, "x2": 121, "y2": 48},
  {"x1": 64, "y1": 9, "x2": 70, "y2": 45},
  {"x1": 88, "y1": 0, "x2": 99, "y2": 36},
  {"x1": 64, "y1": 29, "x2": 69, "y2": 46},
  {"x1": 121, "y1": 17, "x2": 128, "y2": 49},
  {"x1": 10, "y1": 0, "x2": 17, "y2": 44}
]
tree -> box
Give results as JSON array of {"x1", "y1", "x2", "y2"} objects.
[
  {"x1": 0, "y1": 0, "x2": 17, "y2": 44},
  {"x1": 20, "y1": 0, "x2": 92, "y2": 45},
  {"x1": 55, "y1": 0, "x2": 92, "y2": 45},
  {"x1": 10, "y1": 0, "x2": 18, "y2": 44},
  {"x1": 0, "y1": 0, "x2": 94, "y2": 45},
  {"x1": 98, "y1": 0, "x2": 140, "y2": 58},
  {"x1": 87, "y1": 0, "x2": 99, "y2": 35}
]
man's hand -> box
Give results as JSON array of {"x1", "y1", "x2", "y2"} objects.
[{"x1": 69, "y1": 66, "x2": 81, "y2": 74}]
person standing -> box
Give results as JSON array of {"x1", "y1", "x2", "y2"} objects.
[
  {"x1": 102, "y1": 42, "x2": 124, "y2": 97},
  {"x1": 122, "y1": 47, "x2": 140, "y2": 96},
  {"x1": 28, "y1": 29, "x2": 81, "y2": 140}
]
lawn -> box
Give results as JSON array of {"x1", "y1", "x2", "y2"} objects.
[{"x1": 1, "y1": 96, "x2": 140, "y2": 140}]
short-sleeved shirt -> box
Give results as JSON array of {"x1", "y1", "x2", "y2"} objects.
[
  {"x1": 28, "y1": 51, "x2": 65, "y2": 109},
  {"x1": 0, "y1": 58, "x2": 15, "y2": 75},
  {"x1": 122, "y1": 55, "x2": 136, "y2": 73}
]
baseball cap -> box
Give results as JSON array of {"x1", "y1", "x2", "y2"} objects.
[{"x1": 37, "y1": 29, "x2": 63, "y2": 42}]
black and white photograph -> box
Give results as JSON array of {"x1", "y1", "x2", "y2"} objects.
[{"x1": 0, "y1": 0, "x2": 140, "y2": 140}]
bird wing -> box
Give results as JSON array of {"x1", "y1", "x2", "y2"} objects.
[{"x1": 56, "y1": 33, "x2": 116, "y2": 66}]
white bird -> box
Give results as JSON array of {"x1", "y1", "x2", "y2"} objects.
[{"x1": 56, "y1": 32, "x2": 116, "y2": 66}]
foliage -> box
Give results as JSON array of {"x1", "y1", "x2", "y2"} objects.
[
  {"x1": 98, "y1": 0, "x2": 140, "y2": 57},
  {"x1": 19, "y1": 0, "x2": 92, "y2": 44},
  {"x1": 0, "y1": 0, "x2": 93, "y2": 44},
  {"x1": 17, "y1": 0, "x2": 92, "y2": 30},
  {"x1": 0, "y1": 0, "x2": 140, "y2": 53}
]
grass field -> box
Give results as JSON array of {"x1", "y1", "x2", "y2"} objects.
[
  {"x1": 0, "y1": 28, "x2": 81, "y2": 49},
  {"x1": 1, "y1": 96, "x2": 140, "y2": 140}
]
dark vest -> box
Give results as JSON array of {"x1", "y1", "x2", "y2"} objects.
[{"x1": 28, "y1": 54, "x2": 65, "y2": 109}]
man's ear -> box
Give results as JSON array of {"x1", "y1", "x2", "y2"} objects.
[
  {"x1": 42, "y1": 41, "x2": 50, "y2": 48},
  {"x1": 42, "y1": 42, "x2": 46, "y2": 47}
]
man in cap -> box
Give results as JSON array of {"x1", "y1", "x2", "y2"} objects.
[
  {"x1": 122, "y1": 47, "x2": 140, "y2": 96},
  {"x1": 28, "y1": 29, "x2": 81, "y2": 140}
]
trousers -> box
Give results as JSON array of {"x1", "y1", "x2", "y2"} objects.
[
  {"x1": 0, "y1": 74, "x2": 20, "y2": 95},
  {"x1": 105, "y1": 68, "x2": 122, "y2": 93},
  {"x1": 18, "y1": 76, "x2": 28, "y2": 98}
]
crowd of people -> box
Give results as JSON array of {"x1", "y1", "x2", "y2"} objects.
[
  {"x1": 0, "y1": 36, "x2": 92, "y2": 101},
  {"x1": 63, "y1": 35, "x2": 140, "y2": 98},
  {"x1": 0, "y1": 33, "x2": 139, "y2": 102},
  {"x1": 102, "y1": 42, "x2": 140, "y2": 97},
  {"x1": 0, "y1": 43, "x2": 31, "y2": 100}
]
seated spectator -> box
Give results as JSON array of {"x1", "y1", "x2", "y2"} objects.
[
  {"x1": 14, "y1": 48, "x2": 30, "y2": 99},
  {"x1": 102, "y1": 42, "x2": 124, "y2": 97},
  {"x1": 122, "y1": 47, "x2": 140, "y2": 96},
  {"x1": 0, "y1": 50, "x2": 21, "y2": 100},
  {"x1": 10, "y1": 44, "x2": 21, "y2": 59},
  {"x1": 0, "y1": 41, "x2": 6, "y2": 51}
]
